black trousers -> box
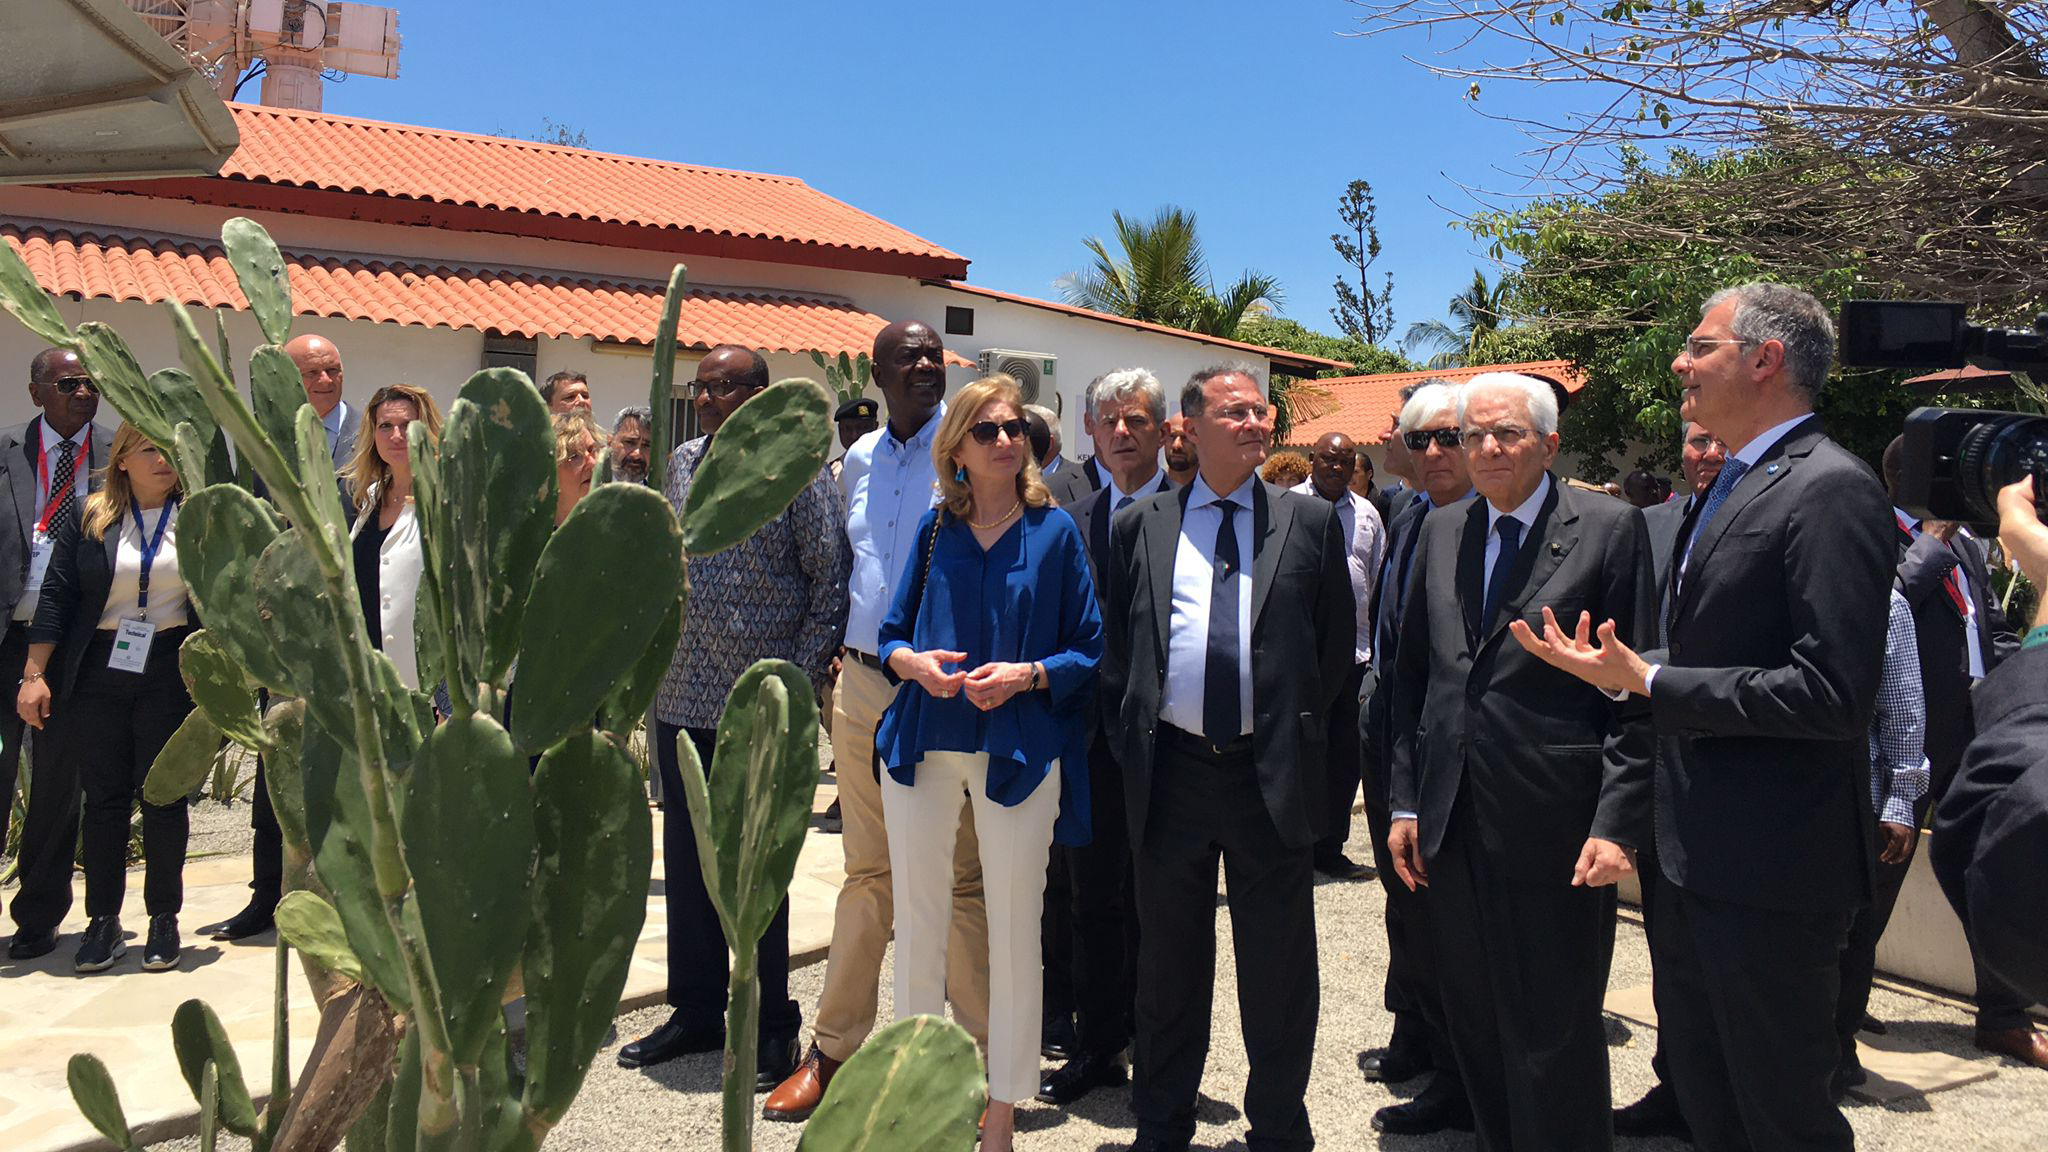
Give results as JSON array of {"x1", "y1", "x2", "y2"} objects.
[
  {"x1": 1650, "y1": 871, "x2": 1853, "y2": 1152},
  {"x1": 1314, "y1": 663, "x2": 1369, "y2": 858},
  {"x1": 1633, "y1": 840, "x2": 1674, "y2": 1093},
  {"x1": 1042, "y1": 834, "x2": 1074, "y2": 1037},
  {"x1": 247, "y1": 691, "x2": 283, "y2": 913},
  {"x1": 1359, "y1": 702, "x2": 1460, "y2": 1079},
  {"x1": 63, "y1": 628, "x2": 194, "y2": 919},
  {"x1": 655, "y1": 719, "x2": 800, "y2": 1040},
  {"x1": 1132, "y1": 739, "x2": 1316, "y2": 1152},
  {"x1": 1431, "y1": 801, "x2": 1616, "y2": 1152},
  {"x1": 5, "y1": 620, "x2": 79, "y2": 935},
  {"x1": 1058, "y1": 728, "x2": 1137, "y2": 1059}
]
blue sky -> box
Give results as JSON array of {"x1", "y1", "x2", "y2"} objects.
[{"x1": 316, "y1": 0, "x2": 1580, "y2": 349}]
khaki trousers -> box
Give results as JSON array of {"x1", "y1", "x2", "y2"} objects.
[{"x1": 812, "y1": 659, "x2": 989, "y2": 1059}]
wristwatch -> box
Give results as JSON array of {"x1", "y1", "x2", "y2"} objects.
[{"x1": 1028, "y1": 663, "x2": 1042, "y2": 692}]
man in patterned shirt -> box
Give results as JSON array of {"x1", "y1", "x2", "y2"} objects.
[{"x1": 617, "y1": 344, "x2": 850, "y2": 1083}]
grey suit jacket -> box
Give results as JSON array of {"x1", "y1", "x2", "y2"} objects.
[
  {"x1": 1101, "y1": 480, "x2": 1354, "y2": 849},
  {"x1": 1046, "y1": 455, "x2": 1104, "y2": 508},
  {"x1": 1389, "y1": 477, "x2": 1656, "y2": 862},
  {"x1": 1066, "y1": 473, "x2": 1171, "y2": 736},
  {"x1": 0, "y1": 418, "x2": 114, "y2": 620},
  {"x1": 329, "y1": 400, "x2": 362, "y2": 471},
  {"x1": 1644, "y1": 416, "x2": 1892, "y2": 914}
]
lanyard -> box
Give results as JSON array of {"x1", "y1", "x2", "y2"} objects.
[
  {"x1": 34, "y1": 435, "x2": 83, "y2": 534},
  {"x1": 130, "y1": 498, "x2": 177, "y2": 616}
]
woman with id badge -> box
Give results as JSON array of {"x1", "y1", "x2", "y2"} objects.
[{"x1": 16, "y1": 425, "x2": 195, "y2": 974}]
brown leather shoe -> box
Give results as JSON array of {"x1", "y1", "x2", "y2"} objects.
[
  {"x1": 1975, "y1": 1027, "x2": 2048, "y2": 1070},
  {"x1": 762, "y1": 1044, "x2": 841, "y2": 1121}
]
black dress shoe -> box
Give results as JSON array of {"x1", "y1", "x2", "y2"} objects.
[
  {"x1": 1037, "y1": 1052, "x2": 1129, "y2": 1105},
  {"x1": 1360, "y1": 1046, "x2": 1427, "y2": 1083},
  {"x1": 1314, "y1": 851, "x2": 1376, "y2": 881},
  {"x1": 6, "y1": 928, "x2": 58, "y2": 960},
  {"x1": 1371, "y1": 1077, "x2": 1475, "y2": 1135},
  {"x1": 141, "y1": 915, "x2": 182, "y2": 972},
  {"x1": 1613, "y1": 1082, "x2": 1691, "y2": 1140},
  {"x1": 210, "y1": 900, "x2": 275, "y2": 942},
  {"x1": 1041, "y1": 1015, "x2": 1077, "y2": 1061},
  {"x1": 1858, "y1": 1013, "x2": 1887, "y2": 1036},
  {"x1": 74, "y1": 916, "x2": 127, "y2": 973},
  {"x1": 756, "y1": 1035, "x2": 800, "y2": 1092},
  {"x1": 1829, "y1": 1057, "x2": 1867, "y2": 1104},
  {"x1": 617, "y1": 1010, "x2": 722, "y2": 1068},
  {"x1": 1122, "y1": 1137, "x2": 1191, "y2": 1152}
]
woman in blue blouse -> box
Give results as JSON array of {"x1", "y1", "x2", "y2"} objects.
[{"x1": 875, "y1": 373, "x2": 1102, "y2": 1148}]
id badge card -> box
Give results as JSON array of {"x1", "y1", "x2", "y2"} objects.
[
  {"x1": 108, "y1": 619, "x2": 156, "y2": 673},
  {"x1": 23, "y1": 530, "x2": 52, "y2": 594}
]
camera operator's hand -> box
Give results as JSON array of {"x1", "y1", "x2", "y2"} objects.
[{"x1": 1996, "y1": 476, "x2": 2048, "y2": 630}]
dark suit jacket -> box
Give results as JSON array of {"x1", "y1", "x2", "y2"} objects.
[
  {"x1": 27, "y1": 510, "x2": 194, "y2": 703},
  {"x1": 1895, "y1": 527, "x2": 2018, "y2": 784},
  {"x1": 1101, "y1": 480, "x2": 1353, "y2": 850},
  {"x1": 0, "y1": 418, "x2": 114, "y2": 620},
  {"x1": 1047, "y1": 455, "x2": 1105, "y2": 508},
  {"x1": 1389, "y1": 477, "x2": 1656, "y2": 862},
  {"x1": 1931, "y1": 641, "x2": 2048, "y2": 1007},
  {"x1": 1643, "y1": 416, "x2": 1893, "y2": 914},
  {"x1": 1642, "y1": 496, "x2": 1690, "y2": 595},
  {"x1": 1067, "y1": 473, "x2": 1172, "y2": 735}
]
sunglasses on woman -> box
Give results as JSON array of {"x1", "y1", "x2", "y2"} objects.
[{"x1": 968, "y1": 419, "x2": 1029, "y2": 446}]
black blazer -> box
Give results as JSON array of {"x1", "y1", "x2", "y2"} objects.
[
  {"x1": 1641, "y1": 496, "x2": 1689, "y2": 596},
  {"x1": 0, "y1": 418, "x2": 113, "y2": 620},
  {"x1": 1931, "y1": 641, "x2": 2048, "y2": 1007},
  {"x1": 1642, "y1": 416, "x2": 1893, "y2": 914},
  {"x1": 1046, "y1": 456, "x2": 1104, "y2": 508},
  {"x1": 1389, "y1": 477, "x2": 1656, "y2": 862},
  {"x1": 27, "y1": 510, "x2": 193, "y2": 703},
  {"x1": 1896, "y1": 527, "x2": 2018, "y2": 783},
  {"x1": 1066, "y1": 473, "x2": 1172, "y2": 736},
  {"x1": 1101, "y1": 480, "x2": 1354, "y2": 849}
]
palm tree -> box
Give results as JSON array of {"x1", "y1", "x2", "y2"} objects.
[
  {"x1": 1401, "y1": 268, "x2": 1507, "y2": 369},
  {"x1": 1060, "y1": 206, "x2": 1281, "y2": 339}
]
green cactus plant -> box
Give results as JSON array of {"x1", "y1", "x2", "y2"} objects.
[
  {"x1": 0, "y1": 216, "x2": 959, "y2": 1152},
  {"x1": 797, "y1": 1015, "x2": 986, "y2": 1152},
  {"x1": 808, "y1": 349, "x2": 873, "y2": 408}
]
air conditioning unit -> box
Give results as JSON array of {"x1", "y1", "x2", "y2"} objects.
[{"x1": 977, "y1": 348, "x2": 1057, "y2": 407}]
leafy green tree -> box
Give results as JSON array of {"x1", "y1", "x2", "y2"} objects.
[
  {"x1": 1401, "y1": 269, "x2": 1507, "y2": 369},
  {"x1": 1235, "y1": 315, "x2": 1412, "y2": 442},
  {"x1": 1331, "y1": 180, "x2": 1396, "y2": 346},
  {"x1": 1061, "y1": 206, "x2": 1281, "y2": 338}
]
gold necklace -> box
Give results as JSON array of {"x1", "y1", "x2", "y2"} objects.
[{"x1": 968, "y1": 500, "x2": 1022, "y2": 530}]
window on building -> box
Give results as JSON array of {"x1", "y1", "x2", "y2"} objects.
[
  {"x1": 482, "y1": 331, "x2": 538, "y2": 378},
  {"x1": 945, "y1": 306, "x2": 974, "y2": 336}
]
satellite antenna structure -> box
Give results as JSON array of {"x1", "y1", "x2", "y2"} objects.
[{"x1": 125, "y1": 0, "x2": 399, "y2": 111}]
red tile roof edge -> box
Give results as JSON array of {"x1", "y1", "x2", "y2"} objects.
[{"x1": 923, "y1": 281, "x2": 1353, "y2": 374}]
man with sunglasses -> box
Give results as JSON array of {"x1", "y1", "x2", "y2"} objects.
[
  {"x1": 1356, "y1": 381, "x2": 1475, "y2": 1134},
  {"x1": 3, "y1": 348, "x2": 113, "y2": 959}
]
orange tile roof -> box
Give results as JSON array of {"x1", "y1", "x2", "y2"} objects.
[
  {"x1": 5, "y1": 223, "x2": 921, "y2": 358},
  {"x1": 925, "y1": 281, "x2": 1353, "y2": 377},
  {"x1": 1285, "y1": 360, "x2": 1588, "y2": 447},
  {"x1": 73, "y1": 104, "x2": 969, "y2": 278}
]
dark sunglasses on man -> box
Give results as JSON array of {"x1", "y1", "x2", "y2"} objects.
[
  {"x1": 968, "y1": 418, "x2": 1029, "y2": 446},
  {"x1": 1403, "y1": 427, "x2": 1462, "y2": 451},
  {"x1": 50, "y1": 374, "x2": 98, "y2": 395}
]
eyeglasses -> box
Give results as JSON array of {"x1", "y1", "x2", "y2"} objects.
[
  {"x1": 968, "y1": 418, "x2": 1029, "y2": 445},
  {"x1": 50, "y1": 375, "x2": 97, "y2": 395},
  {"x1": 1685, "y1": 434, "x2": 1727, "y2": 453},
  {"x1": 1403, "y1": 427, "x2": 1463, "y2": 451},
  {"x1": 1682, "y1": 337, "x2": 1752, "y2": 360},
  {"x1": 1210, "y1": 402, "x2": 1270, "y2": 425},
  {"x1": 685, "y1": 379, "x2": 757, "y2": 400},
  {"x1": 1462, "y1": 424, "x2": 1531, "y2": 448}
]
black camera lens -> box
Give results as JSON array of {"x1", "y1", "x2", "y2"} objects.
[{"x1": 1955, "y1": 414, "x2": 2048, "y2": 523}]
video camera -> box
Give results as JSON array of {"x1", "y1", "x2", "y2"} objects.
[{"x1": 1839, "y1": 301, "x2": 2048, "y2": 525}]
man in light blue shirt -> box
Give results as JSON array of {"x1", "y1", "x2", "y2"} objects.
[{"x1": 765, "y1": 320, "x2": 992, "y2": 1120}]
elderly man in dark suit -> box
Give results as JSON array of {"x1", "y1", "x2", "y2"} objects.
[
  {"x1": 1386, "y1": 372, "x2": 1655, "y2": 1151},
  {"x1": 1518, "y1": 282, "x2": 1892, "y2": 1152},
  {"x1": 3, "y1": 348, "x2": 113, "y2": 960},
  {"x1": 1101, "y1": 362, "x2": 1352, "y2": 1152}
]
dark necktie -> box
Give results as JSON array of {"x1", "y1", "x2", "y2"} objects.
[
  {"x1": 1483, "y1": 516, "x2": 1523, "y2": 629},
  {"x1": 1681, "y1": 457, "x2": 1752, "y2": 577},
  {"x1": 48, "y1": 440, "x2": 78, "y2": 536},
  {"x1": 1203, "y1": 498, "x2": 1242, "y2": 743}
]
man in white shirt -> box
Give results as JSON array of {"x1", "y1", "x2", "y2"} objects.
[
  {"x1": 1291, "y1": 431, "x2": 1384, "y2": 880},
  {"x1": 3, "y1": 348, "x2": 112, "y2": 959}
]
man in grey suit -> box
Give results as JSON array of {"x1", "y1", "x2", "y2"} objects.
[
  {"x1": 1100, "y1": 362, "x2": 1352, "y2": 1152},
  {"x1": 3, "y1": 348, "x2": 113, "y2": 959},
  {"x1": 1046, "y1": 374, "x2": 1112, "y2": 507},
  {"x1": 213, "y1": 332, "x2": 362, "y2": 941},
  {"x1": 1386, "y1": 372, "x2": 1655, "y2": 1151},
  {"x1": 1642, "y1": 422, "x2": 1726, "y2": 591},
  {"x1": 1518, "y1": 282, "x2": 1893, "y2": 1152}
]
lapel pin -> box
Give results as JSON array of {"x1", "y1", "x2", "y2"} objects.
[
  {"x1": 1550, "y1": 542, "x2": 1563, "y2": 556},
  {"x1": 1766, "y1": 463, "x2": 1780, "y2": 475}
]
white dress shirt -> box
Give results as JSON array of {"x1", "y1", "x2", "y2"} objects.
[
  {"x1": 351, "y1": 495, "x2": 426, "y2": 691},
  {"x1": 841, "y1": 405, "x2": 944, "y2": 655},
  {"x1": 14, "y1": 420, "x2": 96, "y2": 623},
  {"x1": 1292, "y1": 480, "x2": 1385, "y2": 663},
  {"x1": 1484, "y1": 473, "x2": 1551, "y2": 581},
  {"x1": 1161, "y1": 474, "x2": 1257, "y2": 739},
  {"x1": 95, "y1": 503, "x2": 189, "y2": 630}
]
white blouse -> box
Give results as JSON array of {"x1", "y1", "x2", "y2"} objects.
[
  {"x1": 95, "y1": 503, "x2": 189, "y2": 630},
  {"x1": 351, "y1": 494, "x2": 425, "y2": 691}
]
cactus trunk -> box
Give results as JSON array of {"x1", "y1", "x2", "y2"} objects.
[{"x1": 721, "y1": 956, "x2": 759, "y2": 1152}]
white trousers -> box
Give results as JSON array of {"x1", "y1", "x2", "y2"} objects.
[{"x1": 883, "y1": 750, "x2": 1061, "y2": 1104}]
